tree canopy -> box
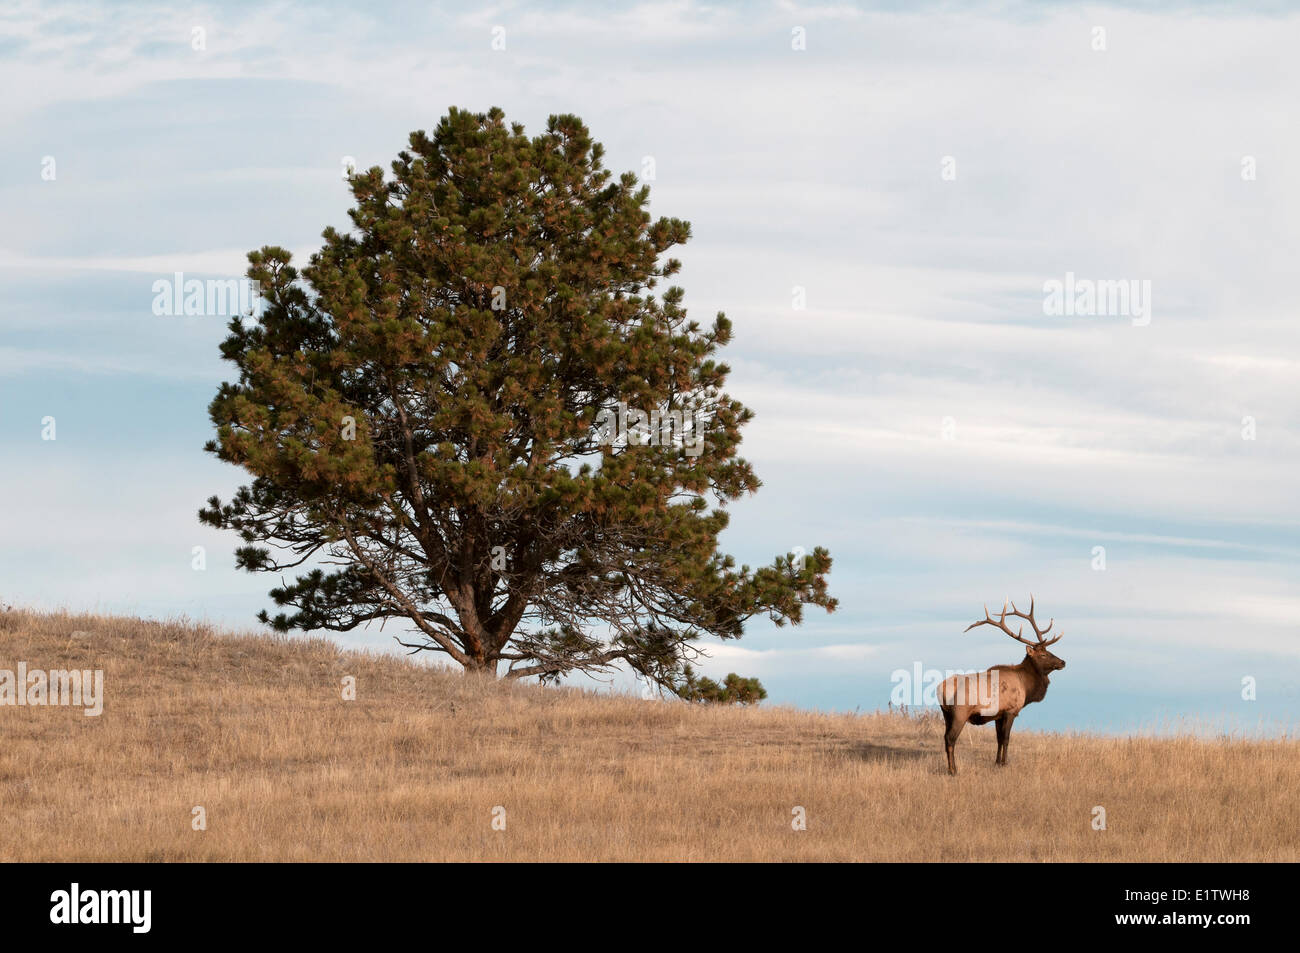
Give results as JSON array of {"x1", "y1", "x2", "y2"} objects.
[{"x1": 200, "y1": 106, "x2": 835, "y2": 699}]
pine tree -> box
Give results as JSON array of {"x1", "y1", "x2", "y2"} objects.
[{"x1": 200, "y1": 107, "x2": 836, "y2": 697}]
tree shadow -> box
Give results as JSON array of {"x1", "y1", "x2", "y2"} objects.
[{"x1": 850, "y1": 742, "x2": 929, "y2": 763}]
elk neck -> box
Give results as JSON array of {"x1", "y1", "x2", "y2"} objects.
[{"x1": 1018, "y1": 654, "x2": 1051, "y2": 704}]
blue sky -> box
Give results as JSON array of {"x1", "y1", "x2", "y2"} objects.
[{"x1": 2, "y1": 0, "x2": 1298, "y2": 735}]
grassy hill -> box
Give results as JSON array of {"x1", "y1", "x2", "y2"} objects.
[{"x1": 1, "y1": 606, "x2": 1296, "y2": 862}]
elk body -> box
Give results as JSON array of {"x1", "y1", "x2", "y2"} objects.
[{"x1": 938, "y1": 597, "x2": 1065, "y2": 775}]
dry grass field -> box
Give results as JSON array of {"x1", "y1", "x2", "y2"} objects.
[{"x1": 1, "y1": 606, "x2": 1296, "y2": 862}]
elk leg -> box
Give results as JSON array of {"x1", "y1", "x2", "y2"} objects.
[
  {"x1": 995, "y1": 714, "x2": 1015, "y2": 765},
  {"x1": 942, "y1": 707, "x2": 963, "y2": 775}
]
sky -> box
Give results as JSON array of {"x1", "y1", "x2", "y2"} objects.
[{"x1": 1, "y1": 0, "x2": 1297, "y2": 735}]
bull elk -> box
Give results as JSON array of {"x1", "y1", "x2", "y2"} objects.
[{"x1": 938, "y1": 597, "x2": 1066, "y2": 775}]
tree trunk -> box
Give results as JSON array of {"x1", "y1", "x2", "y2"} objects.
[{"x1": 463, "y1": 656, "x2": 498, "y2": 678}]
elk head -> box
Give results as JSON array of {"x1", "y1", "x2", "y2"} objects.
[{"x1": 964, "y1": 595, "x2": 1065, "y2": 673}]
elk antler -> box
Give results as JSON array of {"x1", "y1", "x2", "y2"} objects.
[
  {"x1": 964, "y1": 601, "x2": 1039, "y2": 646},
  {"x1": 1008, "y1": 595, "x2": 1061, "y2": 645}
]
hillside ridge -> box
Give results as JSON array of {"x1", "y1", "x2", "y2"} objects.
[{"x1": 1, "y1": 607, "x2": 1296, "y2": 861}]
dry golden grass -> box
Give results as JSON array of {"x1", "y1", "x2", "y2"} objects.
[{"x1": 0, "y1": 607, "x2": 1296, "y2": 861}]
